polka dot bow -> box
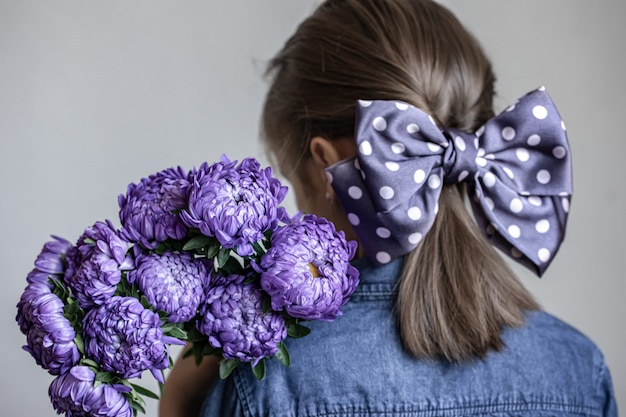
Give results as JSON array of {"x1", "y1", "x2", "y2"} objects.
[{"x1": 326, "y1": 87, "x2": 572, "y2": 275}]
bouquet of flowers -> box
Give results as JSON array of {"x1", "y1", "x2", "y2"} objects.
[{"x1": 16, "y1": 155, "x2": 360, "y2": 417}]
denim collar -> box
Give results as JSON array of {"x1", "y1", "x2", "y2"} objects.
[{"x1": 350, "y1": 256, "x2": 403, "y2": 297}]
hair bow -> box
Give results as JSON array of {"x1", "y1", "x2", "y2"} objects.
[{"x1": 326, "y1": 87, "x2": 572, "y2": 275}]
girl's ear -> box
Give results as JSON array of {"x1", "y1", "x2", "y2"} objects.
[{"x1": 309, "y1": 136, "x2": 344, "y2": 168}]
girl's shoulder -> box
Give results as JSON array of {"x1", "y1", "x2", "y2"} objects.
[
  {"x1": 200, "y1": 309, "x2": 616, "y2": 417},
  {"x1": 505, "y1": 310, "x2": 608, "y2": 367}
]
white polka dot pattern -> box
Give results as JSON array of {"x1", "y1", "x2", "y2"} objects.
[
  {"x1": 407, "y1": 207, "x2": 422, "y2": 221},
  {"x1": 414, "y1": 169, "x2": 426, "y2": 184},
  {"x1": 385, "y1": 161, "x2": 400, "y2": 171},
  {"x1": 527, "y1": 134, "x2": 541, "y2": 146},
  {"x1": 347, "y1": 213, "x2": 360, "y2": 226},
  {"x1": 502, "y1": 127, "x2": 516, "y2": 141},
  {"x1": 509, "y1": 198, "x2": 523, "y2": 213},
  {"x1": 373, "y1": 117, "x2": 387, "y2": 132},
  {"x1": 407, "y1": 124, "x2": 420, "y2": 135},
  {"x1": 376, "y1": 251, "x2": 391, "y2": 264},
  {"x1": 391, "y1": 142, "x2": 406, "y2": 154},
  {"x1": 348, "y1": 186, "x2": 363, "y2": 200},
  {"x1": 359, "y1": 141, "x2": 372, "y2": 156},
  {"x1": 533, "y1": 105, "x2": 548, "y2": 120},
  {"x1": 325, "y1": 88, "x2": 572, "y2": 276},
  {"x1": 408, "y1": 233, "x2": 422, "y2": 245},
  {"x1": 455, "y1": 136, "x2": 467, "y2": 151},
  {"x1": 379, "y1": 186, "x2": 394, "y2": 200}
]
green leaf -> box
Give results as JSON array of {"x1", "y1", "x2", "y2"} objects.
[
  {"x1": 261, "y1": 296, "x2": 272, "y2": 314},
  {"x1": 95, "y1": 371, "x2": 115, "y2": 384},
  {"x1": 74, "y1": 334, "x2": 85, "y2": 355},
  {"x1": 159, "y1": 379, "x2": 165, "y2": 397},
  {"x1": 192, "y1": 341, "x2": 204, "y2": 366},
  {"x1": 251, "y1": 359, "x2": 266, "y2": 380},
  {"x1": 202, "y1": 344, "x2": 219, "y2": 356},
  {"x1": 276, "y1": 342, "x2": 291, "y2": 367},
  {"x1": 222, "y1": 256, "x2": 244, "y2": 276},
  {"x1": 50, "y1": 277, "x2": 69, "y2": 300},
  {"x1": 80, "y1": 358, "x2": 100, "y2": 369},
  {"x1": 160, "y1": 324, "x2": 174, "y2": 333},
  {"x1": 63, "y1": 301, "x2": 85, "y2": 330},
  {"x1": 186, "y1": 327, "x2": 208, "y2": 343},
  {"x1": 217, "y1": 248, "x2": 231, "y2": 268},
  {"x1": 287, "y1": 322, "x2": 311, "y2": 338},
  {"x1": 115, "y1": 275, "x2": 134, "y2": 298},
  {"x1": 153, "y1": 242, "x2": 167, "y2": 255},
  {"x1": 130, "y1": 383, "x2": 160, "y2": 400},
  {"x1": 242, "y1": 274, "x2": 256, "y2": 285},
  {"x1": 129, "y1": 399, "x2": 146, "y2": 416},
  {"x1": 252, "y1": 241, "x2": 265, "y2": 255},
  {"x1": 182, "y1": 235, "x2": 213, "y2": 251},
  {"x1": 219, "y1": 359, "x2": 239, "y2": 379},
  {"x1": 165, "y1": 326, "x2": 188, "y2": 340},
  {"x1": 139, "y1": 295, "x2": 151, "y2": 310},
  {"x1": 205, "y1": 242, "x2": 221, "y2": 259}
]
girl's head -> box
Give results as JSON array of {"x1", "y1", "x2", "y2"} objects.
[
  {"x1": 262, "y1": 0, "x2": 495, "y2": 209},
  {"x1": 262, "y1": 0, "x2": 539, "y2": 362}
]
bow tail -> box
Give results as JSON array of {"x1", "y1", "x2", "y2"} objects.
[
  {"x1": 469, "y1": 183, "x2": 570, "y2": 276},
  {"x1": 328, "y1": 157, "x2": 440, "y2": 266}
]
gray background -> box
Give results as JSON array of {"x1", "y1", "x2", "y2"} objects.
[{"x1": 1, "y1": 1, "x2": 623, "y2": 415}]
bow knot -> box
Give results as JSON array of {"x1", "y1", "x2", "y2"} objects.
[
  {"x1": 326, "y1": 87, "x2": 572, "y2": 275},
  {"x1": 441, "y1": 129, "x2": 479, "y2": 185}
]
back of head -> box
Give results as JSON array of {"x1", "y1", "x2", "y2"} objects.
[
  {"x1": 263, "y1": 0, "x2": 538, "y2": 362},
  {"x1": 263, "y1": 0, "x2": 495, "y2": 166}
]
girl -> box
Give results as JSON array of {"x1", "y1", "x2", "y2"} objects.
[{"x1": 161, "y1": 1, "x2": 617, "y2": 416}]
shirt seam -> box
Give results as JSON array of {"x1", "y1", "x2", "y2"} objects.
[
  {"x1": 349, "y1": 293, "x2": 394, "y2": 302},
  {"x1": 233, "y1": 369, "x2": 253, "y2": 417},
  {"x1": 294, "y1": 400, "x2": 600, "y2": 417}
]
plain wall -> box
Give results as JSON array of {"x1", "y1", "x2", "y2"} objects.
[{"x1": 1, "y1": 1, "x2": 623, "y2": 415}]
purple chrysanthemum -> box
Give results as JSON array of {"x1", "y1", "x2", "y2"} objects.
[
  {"x1": 26, "y1": 268, "x2": 54, "y2": 286},
  {"x1": 197, "y1": 273, "x2": 286, "y2": 365},
  {"x1": 33, "y1": 235, "x2": 73, "y2": 276},
  {"x1": 16, "y1": 282, "x2": 80, "y2": 375},
  {"x1": 49, "y1": 366, "x2": 133, "y2": 417},
  {"x1": 75, "y1": 220, "x2": 132, "y2": 266},
  {"x1": 82, "y1": 296, "x2": 179, "y2": 383},
  {"x1": 64, "y1": 221, "x2": 134, "y2": 309},
  {"x1": 65, "y1": 255, "x2": 123, "y2": 308},
  {"x1": 257, "y1": 214, "x2": 360, "y2": 321},
  {"x1": 119, "y1": 167, "x2": 192, "y2": 249},
  {"x1": 181, "y1": 156, "x2": 288, "y2": 256},
  {"x1": 25, "y1": 235, "x2": 73, "y2": 286},
  {"x1": 127, "y1": 251, "x2": 210, "y2": 323}
]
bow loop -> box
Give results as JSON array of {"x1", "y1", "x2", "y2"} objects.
[
  {"x1": 351, "y1": 99, "x2": 446, "y2": 215},
  {"x1": 475, "y1": 88, "x2": 572, "y2": 197},
  {"x1": 327, "y1": 88, "x2": 572, "y2": 275}
]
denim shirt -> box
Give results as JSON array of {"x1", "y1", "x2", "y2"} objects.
[{"x1": 201, "y1": 258, "x2": 617, "y2": 417}]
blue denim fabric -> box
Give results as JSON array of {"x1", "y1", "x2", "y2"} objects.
[{"x1": 201, "y1": 258, "x2": 617, "y2": 417}]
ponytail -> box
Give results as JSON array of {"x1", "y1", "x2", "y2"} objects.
[{"x1": 396, "y1": 185, "x2": 538, "y2": 361}]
